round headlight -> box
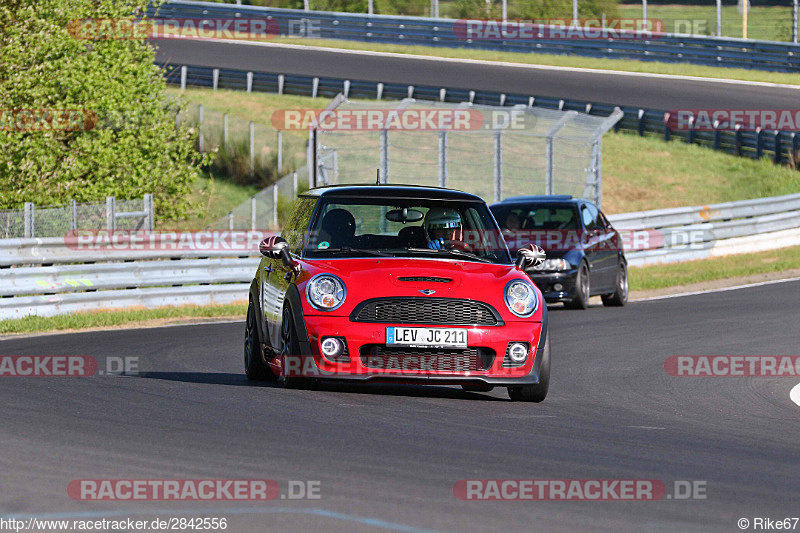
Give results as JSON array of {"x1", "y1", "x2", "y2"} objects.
[
  {"x1": 504, "y1": 279, "x2": 538, "y2": 318},
  {"x1": 306, "y1": 274, "x2": 346, "y2": 311},
  {"x1": 508, "y1": 343, "x2": 529, "y2": 363}
]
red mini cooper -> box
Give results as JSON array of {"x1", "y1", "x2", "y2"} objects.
[{"x1": 244, "y1": 185, "x2": 550, "y2": 402}]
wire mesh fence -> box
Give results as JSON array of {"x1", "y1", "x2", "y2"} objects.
[{"x1": 0, "y1": 196, "x2": 153, "y2": 239}]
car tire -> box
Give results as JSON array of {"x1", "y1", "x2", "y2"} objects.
[
  {"x1": 244, "y1": 299, "x2": 277, "y2": 381},
  {"x1": 280, "y1": 304, "x2": 316, "y2": 390},
  {"x1": 563, "y1": 261, "x2": 590, "y2": 310},
  {"x1": 602, "y1": 261, "x2": 628, "y2": 307},
  {"x1": 507, "y1": 335, "x2": 550, "y2": 403}
]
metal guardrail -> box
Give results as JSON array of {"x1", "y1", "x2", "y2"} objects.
[
  {"x1": 162, "y1": 64, "x2": 800, "y2": 165},
  {"x1": 150, "y1": 1, "x2": 800, "y2": 72},
  {"x1": 608, "y1": 192, "x2": 800, "y2": 265},
  {"x1": 0, "y1": 193, "x2": 798, "y2": 319}
]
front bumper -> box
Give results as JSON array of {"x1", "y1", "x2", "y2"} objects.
[
  {"x1": 526, "y1": 269, "x2": 578, "y2": 303},
  {"x1": 281, "y1": 317, "x2": 546, "y2": 386}
]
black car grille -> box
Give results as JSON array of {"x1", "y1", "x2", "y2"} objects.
[
  {"x1": 350, "y1": 298, "x2": 499, "y2": 326},
  {"x1": 397, "y1": 276, "x2": 452, "y2": 283},
  {"x1": 359, "y1": 345, "x2": 494, "y2": 371}
]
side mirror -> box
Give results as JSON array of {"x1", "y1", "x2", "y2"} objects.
[
  {"x1": 259, "y1": 236, "x2": 299, "y2": 271},
  {"x1": 515, "y1": 244, "x2": 546, "y2": 271}
]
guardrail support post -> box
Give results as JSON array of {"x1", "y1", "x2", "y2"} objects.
[
  {"x1": 377, "y1": 82, "x2": 383, "y2": 100},
  {"x1": 247, "y1": 72, "x2": 253, "y2": 93},
  {"x1": 180, "y1": 66, "x2": 187, "y2": 90},
  {"x1": 714, "y1": 128, "x2": 721, "y2": 151},
  {"x1": 344, "y1": 80, "x2": 351, "y2": 99},
  {"x1": 312, "y1": 77, "x2": 319, "y2": 98},
  {"x1": 735, "y1": 124, "x2": 743, "y2": 156},
  {"x1": 637, "y1": 109, "x2": 645, "y2": 136},
  {"x1": 493, "y1": 129, "x2": 502, "y2": 203},
  {"x1": 756, "y1": 128, "x2": 764, "y2": 159},
  {"x1": 438, "y1": 131, "x2": 447, "y2": 188},
  {"x1": 144, "y1": 194, "x2": 154, "y2": 230},
  {"x1": 774, "y1": 131, "x2": 782, "y2": 164},
  {"x1": 24, "y1": 202, "x2": 34, "y2": 238},
  {"x1": 212, "y1": 68, "x2": 219, "y2": 91},
  {"x1": 278, "y1": 74, "x2": 284, "y2": 95},
  {"x1": 106, "y1": 197, "x2": 116, "y2": 231}
]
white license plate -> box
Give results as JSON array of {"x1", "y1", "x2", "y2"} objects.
[{"x1": 386, "y1": 327, "x2": 468, "y2": 348}]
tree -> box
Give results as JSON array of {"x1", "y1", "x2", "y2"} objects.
[{"x1": 0, "y1": 0, "x2": 207, "y2": 220}]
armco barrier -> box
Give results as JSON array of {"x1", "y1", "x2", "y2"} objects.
[
  {"x1": 1, "y1": 193, "x2": 798, "y2": 318},
  {"x1": 162, "y1": 64, "x2": 800, "y2": 165},
  {"x1": 149, "y1": 1, "x2": 800, "y2": 72}
]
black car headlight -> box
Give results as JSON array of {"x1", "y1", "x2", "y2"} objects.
[
  {"x1": 504, "y1": 279, "x2": 538, "y2": 318},
  {"x1": 531, "y1": 258, "x2": 572, "y2": 272},
  {"x1": 306, "y1": 274, "x2": 346, "y2": 311}
]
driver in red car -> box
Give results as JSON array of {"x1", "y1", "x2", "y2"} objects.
[{"x1": 425, "y1": 207, "x2": 465, "y2": 250}]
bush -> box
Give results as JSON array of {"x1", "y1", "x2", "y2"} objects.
[{"x1": 0, "y1": 0, "x2": 208, "y2": 221}]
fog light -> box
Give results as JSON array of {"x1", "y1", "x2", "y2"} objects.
[
  {"x1": 321, "y1": 337, "x2": 343, "y2": 358},
  {"x1": 553, "y1": 283, "x2": 564, "y2": 292},
  {"x1": 508, "y1": 343, "x2": 529, "y2": 363}
]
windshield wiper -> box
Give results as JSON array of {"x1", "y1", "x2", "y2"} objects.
[
  {"x1": 404, "y1": 247, "x2": 492, "y2": 263},
  {"x1": 311, "y1": 247, "x2": 394, "y2": 257}
]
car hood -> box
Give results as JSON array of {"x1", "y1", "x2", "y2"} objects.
[{"x1": 297, "y1": 257, "x2": 535, "y2": 319}]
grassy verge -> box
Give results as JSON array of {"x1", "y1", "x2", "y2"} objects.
[
  {"x1": 0, "y1": 303, "x2": 247, "y2": 336},
  {"x1": 266, "y1": 36, "x2": 800, "y2": 85},
  {"x1": 629, "y1": 245, "x2": 800, "y2": 291}
]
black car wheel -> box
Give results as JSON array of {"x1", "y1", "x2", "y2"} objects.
[
  {"x1": 281, "y1": 304, "x2": 316, "y2": 390},
  {"x1": 602, "y1": 261, "x2": 628, "y2": 307},
  {"x1": 507, "y1": 335, "x2": 550, "y2": 403},
  {"x1": 564, "y1": 261, "x2": 590, "y2": 309},
  {"x1": 244, "y1": 299, "x2": 277, "y2": 381}
]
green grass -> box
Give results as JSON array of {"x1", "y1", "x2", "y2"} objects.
[
  {"x1": 266, "y1": 36, "x2": 800, "y2": 85},
  {"x1": 629, "y1": 244, "x2": 800, "y2": 291},
  {"x1": 617, "y1": 4, "x2": 793, "y2": 42},
  {"x1": 161, "y1": 169, "x2": 261, "y2": 230},
  {"x1": 0, "y1": 304, "x2": 248, "y2": 335}
]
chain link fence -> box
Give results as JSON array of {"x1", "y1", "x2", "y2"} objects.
[{"x1": 0, "y1": 196, "x2": 154, "y2": 239}]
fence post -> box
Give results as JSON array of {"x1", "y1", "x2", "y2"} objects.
[
  {"x1": 247, "y1": 71, "x2": 253, "y2": 93},
  {"x1": 687, "y1": 116, "x2": 696, "y2": 145},
  {"x1": 293, "y1": 171, "x2": 298, "y2": 197},
  {"x1": 223, "y1": 113, "x2": 229, "y2": 151},
  {"x1": 794, "y1": 0, "x2": 799, "y2": 44},
  {"x1": 438, "y1": 130, "x2": 447, "y2": 188},
  {"x1": 637, "y1": 109, "x2": 645, "y2": 136},
  {"x1": 735, "y1": 124, "x2": 743, "y2": 156},
  {"x1": 493, "y1": 129, "x2": 502, "y2": 203},
  {"x1": 228, "y1": 212, "x2": 234, "y2": 230},
  {"x1": 545, "y1": 111, "x2": 577, "y2": 195},
  {"x1": 250, "y1": 121, "x2": 255, "y2": 179},
  {"x1": 198, "y1": 104, "x2": 204, "y2": 152},
  {"x1": 332, "y1": 150, "x2": 339, "y2": 184},
  {"x1": 756, "y1": 128, "x2": 764, "y2": 159},
  {"x1": 277, "y1": 130, "x2": 283, "y2": 174},
  {"x1": 663, "y1": 112, "x2": 671, "y2": 141},
  {"x1": 106, "y1": 196, "x2": 116, "y2": 231},
  {"x1": 273, "y1": 185, "x2": 279, "y2": 228},
  {"x1": 594, "y1": 139, "x2": 603, "y2": 209},
  {"x1": 23, "y1": 202, "x2": 34, "y2": 238},
  {"x1": 773, "y1": 131, "x2": 781, "y2": 164},
  {"x1": 251, "y1": 197, "x2": 257, "y2": 231},
  {"x1": 72, "y1": 199, "x2": 77, "y2": 231},
  {"x1": 180, "y1": 65, "x2": 187, "y2": 90},
  {"x1": 144, "y1": 194, "x2": 154, "y2": 230},
  {"x1": 312, "y1": 77, "x2": 319, "y2": 98},
  {"x1": 212, "y1": 68, "x2": 219, "y2": 91},
  {"x1": 713, "y1": 126, "x2": 721, "y2": 151},
  {"x1": 380, "y1": 129, "x2": 389, "y2": 184}
]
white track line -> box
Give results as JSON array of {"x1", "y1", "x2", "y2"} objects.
[
  {"x1": 790, "y1": 383, "x2": 800, "y2": 407},
  {"x1": 188, "y1": 39, "x2": 800, "y2": 90},
  {"x1": 632, "y1": 276, "x2": 800, "y2": 302}
]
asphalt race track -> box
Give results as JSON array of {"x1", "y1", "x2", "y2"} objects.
[
  {"x1": 1, "y1": 280, "x2": 799, "y2": 532},
  {"x1": 153, "y1": 40, "x2": 800, "y2": 110}
]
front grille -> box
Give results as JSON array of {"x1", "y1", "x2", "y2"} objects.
[
  {"x1": 397, "y1": 276, "x2": 452, "y2": 283},
  {"x1": 359, "y1": 345, "x2": 494, "y2": 371},
  {"x1": 351, "y1": 298, "x2": 499, "y2": 325}
]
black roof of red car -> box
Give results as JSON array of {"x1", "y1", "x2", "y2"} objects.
[{"x1": 303, "y1": 184, "x2": 484, "y2": 202}]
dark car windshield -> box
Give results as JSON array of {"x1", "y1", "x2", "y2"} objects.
[
  {"x1": 304, "y1": 197, "x2": 512, "y2": 264},
  {"x1": 491, "y1": 203, "x2": 580, "y2": 231}
]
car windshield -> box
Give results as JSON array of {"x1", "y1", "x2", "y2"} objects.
[
  {"x1": 304, "y1": 197, "x2": 512, "y2": 264},
  {"x1": 492, "y1": 204, "x2": 580, "y2": 231}
]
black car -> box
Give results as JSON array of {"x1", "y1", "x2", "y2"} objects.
[{"x1": 490, "y1": 195, "x2": 628, "y2": 309}]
